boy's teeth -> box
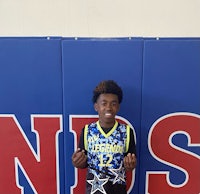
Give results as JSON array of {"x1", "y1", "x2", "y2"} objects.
[{"x1": 105, "y1": 113, "x2": 111, "y2": 116}]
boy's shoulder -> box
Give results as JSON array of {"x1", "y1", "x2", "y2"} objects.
[{"x1": 86, "y1": 122, "x2": 97, "y2": 128}]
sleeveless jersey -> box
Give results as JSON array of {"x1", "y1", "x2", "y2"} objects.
[{"x1": 84, "y1": 120, "x2": 130, "y2": 194}]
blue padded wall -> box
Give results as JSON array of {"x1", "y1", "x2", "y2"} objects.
[{"x1": 0, "y1": 37, "x2": 199, "y2": 194}]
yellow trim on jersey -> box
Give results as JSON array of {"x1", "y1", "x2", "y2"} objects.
[
  {"x1": 97, "y1": 120, "x2": 118, "y2": 138},
  {"x1": 125, "y1": 125, "x2": 130, "y2": 153},
  {"x1": 84, "y1": 125, "x2": 88, "y2": 151}
]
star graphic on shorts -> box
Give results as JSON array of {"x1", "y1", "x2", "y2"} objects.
[
  {"x1": 87, "y1": 174, "x2": 109, "y2": 194},
  {"x1": 109, "y1": 163, "x2": 126, "y2": 184}
]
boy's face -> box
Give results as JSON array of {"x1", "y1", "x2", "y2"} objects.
[{"x1": 94, "y1": 93, "x2": 120, "y2": 128}]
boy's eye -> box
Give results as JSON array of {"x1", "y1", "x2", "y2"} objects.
[
  {"x1": 100, "y1": 101, "x2": 117, "y2": 107},
  {"x1": 101, "y1": 102, "x2": 107, "y2": 106},
  {"x1": 112, "y1": 102, "x2": 117, "y2": 106}
]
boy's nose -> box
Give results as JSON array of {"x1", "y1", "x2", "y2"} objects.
[{"x1": 106, "y1": 103, "x2": 112, "y2": 109}]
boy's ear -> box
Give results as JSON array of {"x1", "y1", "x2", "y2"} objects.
[{"x1": 94, "y1": 103, "x2": 98, "y2": 111}]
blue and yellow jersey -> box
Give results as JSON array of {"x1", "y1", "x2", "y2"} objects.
[{"x1": 84, "y1": 121, "x2": 130, "y2": 185}]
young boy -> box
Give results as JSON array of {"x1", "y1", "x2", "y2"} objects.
[{"x1": 72, "y1": 80, "x2": 137, "y2": 194}]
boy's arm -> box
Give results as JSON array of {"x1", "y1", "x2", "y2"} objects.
[
  {"x1": 72, "y1": 127, "x2": 88, "y2": 169},
  {"x1": 123, "y1": 127, "x2": 137, "y2": 171}
]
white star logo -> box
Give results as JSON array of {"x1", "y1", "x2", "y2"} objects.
[
  {"x1": 87, "y1": 174, "x2": 109, "y2": 194},
  {"x1": 109, "y1": 163, "x2": 126, "y2": 184}
]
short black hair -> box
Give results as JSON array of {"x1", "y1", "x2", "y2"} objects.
[{"x1": 92, "y1": 80, "x2": 123, "y2": 104}]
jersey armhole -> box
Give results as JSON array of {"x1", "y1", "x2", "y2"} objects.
[
  {"x1": 125, "y1": 125, "x2": 130, "y2": 153},
  {"x1": 84, "y1": 125, "x2": 88, "y2": 151}
]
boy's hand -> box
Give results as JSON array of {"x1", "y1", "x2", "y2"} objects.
[
  {"x1": 72, "y1": 148, "x2": 87, "y2": 168},
  {"x1": 123, "y1": 153, "x2": 136, "y2": 171}
]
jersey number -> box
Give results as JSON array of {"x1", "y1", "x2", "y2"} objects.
[{"x1": 98, "y1": 154, "x2": 113, "y2": 167}]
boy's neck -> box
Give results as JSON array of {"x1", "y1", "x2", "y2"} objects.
[{"x1": 98, "y1": 120, "x2": 116, "y2": 129}]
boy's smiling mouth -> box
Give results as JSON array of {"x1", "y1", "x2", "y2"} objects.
[{"x1": 105, "y1": 113, "x2": 112, "y2": 116}]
